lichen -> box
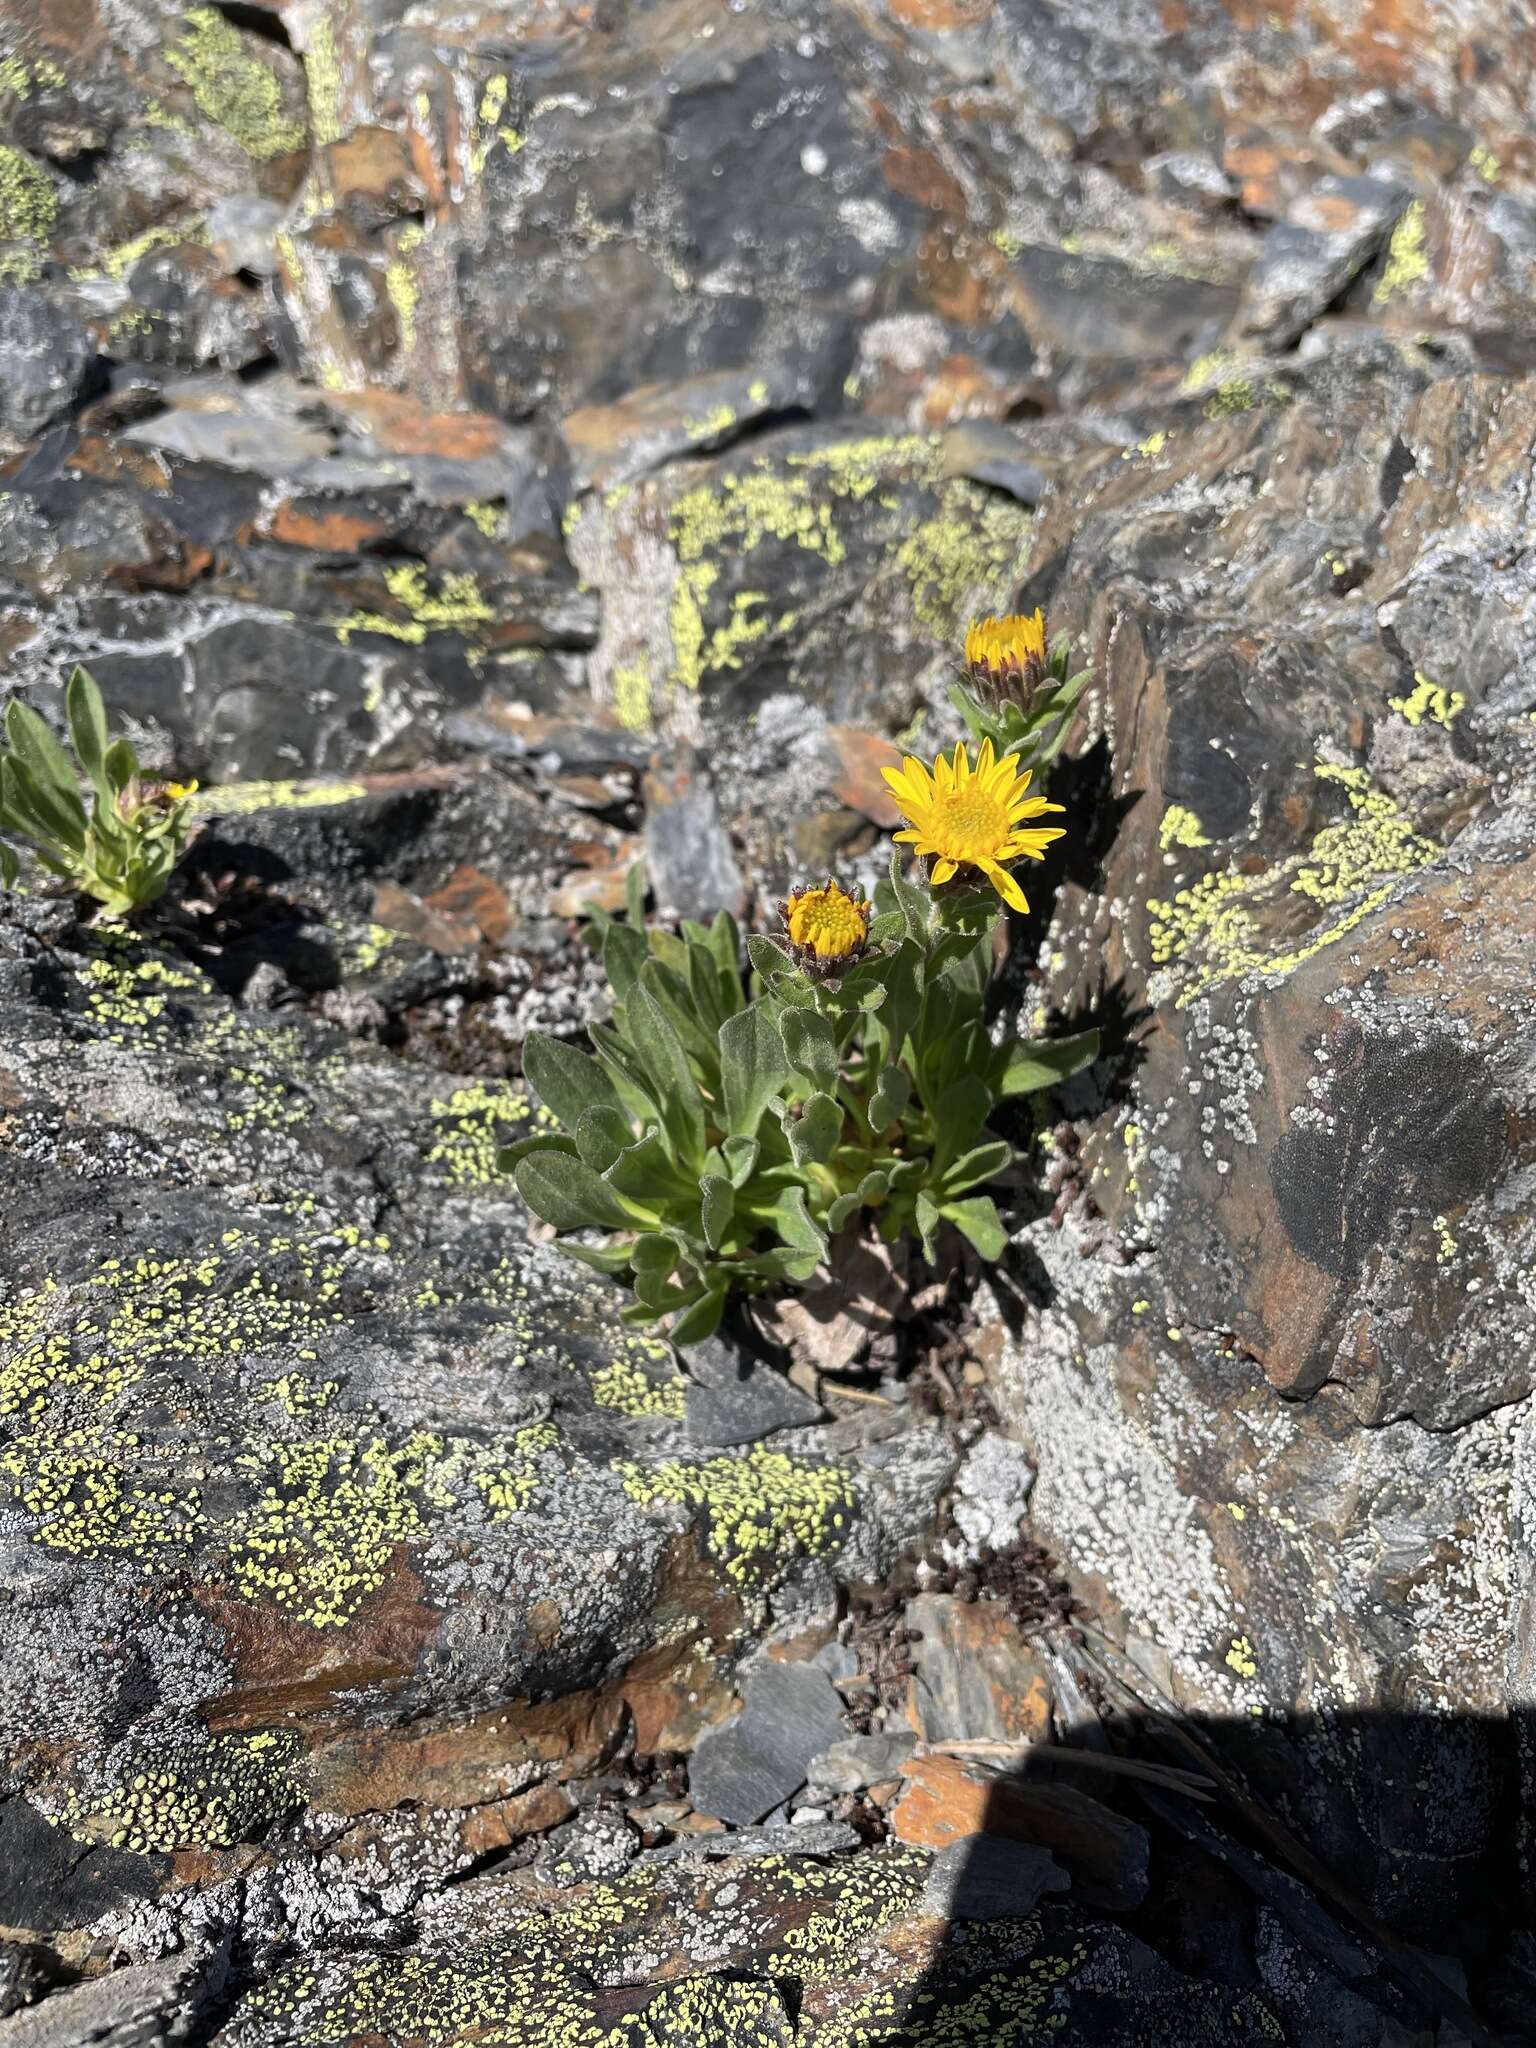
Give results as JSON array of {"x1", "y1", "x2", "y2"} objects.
[
  {"x1": 335, "y1": 564, "x2": 494, "y2": 646},
  {"x1": 896, "y1": 481, "x2": 1030, "y2": 641},
  {"x1": 590, "y1": 1341, "x2": 685, "y2": 1419},
  {"x1": 473, "y1": 1422, "x2": 560, "y2": 1518},
  {"x1": 1389, "y1": 671, "x2": 1465, "y2": 728},
  {"x1": 611, "y1": 656, "x2": 653, "y2": 731},
  {"x1": 165, "y1": 7, "x2": 306, "y2": 159},
  {"x1": 1158, "y1": 804, "x2": 1211, "y2": 852},
  {"x1": 1374, "y1": 200, "x2": 1428, "y2": 303},
  {"x1": 304, "y1": 13, "x2": 342, "y2": 146},
  {"x1": 64, "y1": 1728, "x2": 303, "y2": 1852},
  {"x1": 617, "y1": 1445, "x2": 855, "y2": 1589},
  {"x1": 1147, "y1": 760, "x2": 1439, "y2": 1006},
  {"x1": 427, "y1": 1080, "x2": 543, "y2": 1187},
  {"x1": 0, "y1": 144, "x2": 57, "y2": 283},
  {"x1": 194, "y1": 779, "x2": 368, "y2": 817}
]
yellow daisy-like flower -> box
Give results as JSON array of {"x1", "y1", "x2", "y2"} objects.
[
  {"x1": 782, "y1": 879, "x2": 872, "y2": 974},
  {"x1": 965, "y1": 611, "x2": 1047, "y2": 693},
  {"x1": 881, "y1": 738, "x2": 1065, "y2": 913},
  {"x1": 163, "y1": 780, "x2": 199, "y2": 803}
]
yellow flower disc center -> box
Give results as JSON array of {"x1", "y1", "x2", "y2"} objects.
[
  {"x1": 786, "y1": 885, "x2": 868, "y2": 960},
  {"x1": 931, "y1": 788, "x2": 1012, "y2": 863}
]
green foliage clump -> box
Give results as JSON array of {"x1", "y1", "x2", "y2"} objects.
[
  {"x1": 506, "y1": 863, "x2": 1095, "y2": 1345},
  {"x1": 0, "y1": 668, "x2": 197, "y2": 916}
]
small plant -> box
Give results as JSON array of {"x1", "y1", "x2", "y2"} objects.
[
  {"x1": 0, "y1": 669, "x2": 198, "y2": 917},
  {"x1": 953, "y1": 609, "x2": 1090, "y2": 776},
  {"x1": 505, "y1": 615, "x2": 1096, "y2": 1345}
]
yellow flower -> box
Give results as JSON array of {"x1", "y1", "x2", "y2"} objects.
[
  {"x1": 163, "y1": 780, "x2": 199, "y2": 802},
  {"x1": 782, "y1": 880, "x2": 871, "y2": 974},
  {"x1": 965, "y1": 611, "x2": 1047, "y2": 693},
  {"x1": 881, "y1": 738, "x2": 1065, "y2": 913}
]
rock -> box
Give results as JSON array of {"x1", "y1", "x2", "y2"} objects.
[
  {"x1": 688, "y1": 1660, "x2": 849, "y2": 1826},
  {"x1": 1234, "y1": 176, "x2": 1411, "y2": 347},
  {"x1": 0, "y1": 289, "x2": 94, "y2": 446},
  {"x1": 921, "y1": 1834, "x2": 1070, "y2": 1920},
  {"x1": 902, "y1": 1594, "x2": 1056, "y2": 1744},
  {"x1": 685, "y1": 1337, "x2": 824, "y2": 1449},
  {"x1": 641, "y1": 748, "x2": 747, "y2": 924},
  {"x1": 0, "y1": 1954, "x2": 220, "y2": 2046},
  {"x1": 949, "y1": 1431, "x2": 1037, "y2": 1554},
  {"x1": 806, "y1": 1732, "x2": 918, "y2": 1795},
  {"x1": 889, "y1": 1753, "x2": 1150, "y2": 1911}
]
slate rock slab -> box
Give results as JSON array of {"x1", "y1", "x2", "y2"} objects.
[{"x1": 688, "y1": 1660, "x2": 849, "y2": 1826}]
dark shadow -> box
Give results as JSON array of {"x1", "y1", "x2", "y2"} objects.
[{"x1": 890, "y1": 1664, "x2": 1531, "y2": 2046}]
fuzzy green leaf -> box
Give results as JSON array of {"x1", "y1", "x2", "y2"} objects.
[
  {"x1": 496, "y1": 1134, "x2": 579, "y2": 1170},
  {"x1": 914, "y1": 1189, "x2": 941, "y2": 1263},
  {"x1": 721, "y1": 1134, "x2": 760, "y2": 1188},
  {"x1": 523, "y1": 1031, "x2": 623, "y2": 1134},
  {"x1": 65, "y1": 668, "x2": 110, "y2": 789},
  {"x1": 887, "y1": 848, "x2": 931, "y2": 943},
  {"x1": 787, "y1": 1091, "x2": 842, "y2": 1167},
  {"x1": 700, "y1": 1174, "x2": 735, "y2": 1251},
  {"x1": 997, "y1": 1028, "x2": 1100, "y2": 1098},
  {"x1": 603, "y1": 920, "x2": 649, "y2": 1001},
  {"x1": 561, "y1": 1239, "x2": 639, "y2": 1276},
  {"x1": 670, "y1": 1284, "x2": 727, "y2": 1346},
  {"x1": 779, "y1": 1007, "x2": 837, "y2": 1091},
  {"x1": 867, "y1": 1065, "x2": 910, "y2": 1131},
  {"x1": 719, "y1": 1002, "x2": 792, "y2": 1138},
  {"x1": 624, "y1": 859, "x2": 647, "y2": 928},
  {"x1": 932, "y1": 1074, "x2": 993, "y2": 1176},
  {"x1": 515, "y1": 1150, "x2": 640, "y2": 1232},
  {"x1": 0, "y1": 841, "x2": 19, "y2": 891},
  {"x1": 746, "y1": 933, "x2": 792, "y2": 981},
  {"x1": 628, "y1": 975, "x2": 706, "y2": 1167},
  {"x1": 769, "y1": 1184, "x2": 827, "y2": 1259},
  {"x1": 5, "y1": 698, "x2": 81, "y2": 814},
  {"x1": 939, "y1": 1138, "x2": 1013, "y2": 1197},
  {"x1": 2, "y1": 755, "x2": 87, "y2": 857},
  {"x1": 573, "y1": 1105, "x2": 638, "y2": 1172},
  {"x1": 103, "y1": 738, "x2": 137, "y2": 796},
  {"x1": 941, "y1": 1194, "x2": 1009, "y2": 1260}
]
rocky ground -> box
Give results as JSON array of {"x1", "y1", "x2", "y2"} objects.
[{"x1": 4, "y1": 0, "x2": 1536, "y2": 2041}]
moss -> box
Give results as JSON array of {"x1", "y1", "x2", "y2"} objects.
[
  {"x1": 165, "y1": 7, "x2": 306, "y2": 159},
  {"x1": 0, "y1": 144, "x2": 57, "y2": 283},
  {"x1": 1147, "y1": 759, "x2": 1438, "y2": 1007},
  {"x1": 65, "y1": 1728, "x2": 303, "y2": 1853},
  {"x1": 618, "y1": 1445, "x2": 856, "y2": 1590},
  {"x1": 1389, "y1": 671, "x2": 1465, "y2": 728},
  {"x1": 1374, "y1": 199, "x2": 1428, "y2": 303}
]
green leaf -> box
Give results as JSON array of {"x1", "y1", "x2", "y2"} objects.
[
  {"x1": 2, "y1": 755, "x2": 86, "y2": 857},
  {"x1": 0, "y1": 841, "x2": 19, "y2": 891},
  {"x1": 914, "y1": 1190, "x2": 941, "y2": 1263},
  {"x1": 604, "y1": 1124, "x2": 697, "y2": 1202},
  {"x1": 939, "y1": 1138, "x2": 1013, "y2": 1196},
  {"x1": 670, "y1": 1285, "x2": 727, "y2": 1346},
  {"x1": 639, "y1": 956, "x2": 719, "y2": 1072},
  {"x1": 603, "y1": 920, "x2": 649, "y2": 1001},
  {"x1": 731, "y1": 1245, "x2": 821, "y2": 1284},
  {"x1": 746, "y1": 933, "x2": 792, "y2": 981},
  {"x1": 496, "y1": 1134, "x2": 579, "y2": 1170},
  {"x1": 997, "y1": 1028, "x2": 1100, "y2": 1098},
  {"x1": 64, "y1": 668, "x2": 110, "y2": 789},
  {"x1": 779, "y1": 1007, "x2": 837, "y2": 1091},
  {"x1": 685, "y1": 936, "x2": 731, "y2": 1035},
  {"x1": 719, "y1": 1002, "x2": 792, "y2": 1138},
  {"x1": 933, "y1": 1074, "x2": 993, "y2": 1176},
  {"x1": 523, "y1": 1031, "x2": 623, "y2": 1133},
  {"x1": 887, "y1": 848, "x2": 931, "y2": 943},
  {"x1": 941, "y1": 1194, "x2": 1009, "y2": 1260},
  {"x1": 628, "y1": 975, "x2": 706, "y2": 1167},
  {"x1": 5, "y1": 698, "x2": 82, "y2": 812},
  {"x1": 632, "y1": 1232, "x2": 682, "y2": 1275},
  {"x1": 769, "y1": 1184, "x2": 827, "y2": 1259},
  {"x1": 103, "y1": 738, "x2": 137, "y2": 796},
  {"x1": 561, "y1": 1239, "x2": 639, "y2": 1276},
  {"x1": 624, "y1": 858, "x2": 647, "y2": 928},
  {"x1": 515, "y1": 1151, "x2": 641, "y2": 1232},
  {"x1": 867, "y1": 1065, "x2": 910, "y2": 1130},
  {"x1": 721, "y1": 1134, "x2": 760, "y2": 1188},
  {"x1": 573, "y1": 1104, "x2": 637, "y2": 1172},
  {"x1": 588, "y1": 1020, "x2": 665, "y2": 1128},
  {"x1": 700, "y1": 1174, "x2": 735, "y2": 1250},
  {"x1": 787, "y1": 1091, "x2": 842, "y2": 1167}
]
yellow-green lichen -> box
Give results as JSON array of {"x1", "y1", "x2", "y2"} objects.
[
  {"x1": 165, "y1": 7, "x2": 306, "y2": 159},
  {"x1": 686, "y1": 403, "x2": 738, "y2": 442},
  {"x1": 896, "y1": 481, "x2": 1030, "y2": 641},
  {"x1": 473, "y1": 1421, "x2": 559, "y2": 1518},
  {"x1": 1374, "y1": 200, "x2": 1428, "y2": 303},
  {"x1": 304, "y1": 13, "x2": 342, "y2": 146},
  {"x1": 1389, "y1": 671, "x2": 1465, "y2": 728},
  {"x1": 194, "y1": 779, "x2": 368, "y2": 817},
  {"x1": 69, "y1": 216, "x2": 207, "y2": 284},
  {"x1": 1225, "y1": 1633, "x2": 1258, "y2": 1679},
  {"x1": 0, "y1": 55, "x2": 67, "y2": 99},
  {"x1": 1147, "y1": 760, "x2": 1438, "y2": 1006},
  {"x1": 611, "y1": 656, "x2": 653, "y2": 732},
  {"x1": 463, "y1": 499, "x2": 504, "y2": 539},
  {"x1": 590, "y1": 1341, "x2": 685, "y2": 1419},
  {"x1": 1158, "y1": 804, "x2": 1211, "y2": 852},
  {"x1": 335, "y1": 564, "x2": 493, "y2": 646},
  {"x1": 1469, "y1": 143, "x2": 1500, "y2": 183},
  {"x1": 618, "y1": 1445, "x2": 855, "y2": 1590},
  {"x1": 65, "y1": 1728, "x2": 303, "y2": 1852},
  {"x1": 0, "y1": 144, "x2": 57, "y2": 283},
  {"x1": 427, "y1": 1080, "x2": 543, "y2": 1187},
  {"x1": 78, "y1": 948, "x2": 202, "y2": 1043},
  {"x1": 347, "y1": 922, "x2": 399, "y2": 974}
]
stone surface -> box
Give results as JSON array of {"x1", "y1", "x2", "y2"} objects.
[
  {"x1": 806, "y1": 1733, "x2": 918, "y2": 1796},
  {"x1": 687, "y1": 1660, "x2": 849, "y2": 1828},
  {"x1": 903, "y1": 1594, "x2": 1056, "y2": 1744},
  {"x1": 920, "y1": 1834, "x2": 1070, "y2": 1922}
]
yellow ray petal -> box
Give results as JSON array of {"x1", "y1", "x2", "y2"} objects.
[
  {"x1": 931, "y1": 857, "x2": 958, "y2": 884},
  {"x1": 978, "y1": 859, "x2": 1028, "y2": 913}
]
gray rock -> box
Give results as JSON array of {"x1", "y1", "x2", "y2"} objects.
[
  {"x1": 806, "y1": 1732, "x2": 917, "y2": 1794},
  {"x1": 921, "y1": 1835, "x2": 1070, "y2": 1921},
  {"x1": 685, "y1": 1337, "x2": 823, "y2": 1448},
  {"x1": 1234, "y1": 176, "x2": 1410, "y2": 346},
  {"x1": 0, "y1": 1954, "x2": 219, "y2": 2046},
  {"x1": 688, "y1": 1660, "x2": 847, "y2": 1825},
  {"x1": 0, "y1": 289, "x2": 93, "y2": 446},
  {"x1": 642, "y1": 748, "x2": 747, "y2": 925},
  {"x1": 641, "y1": 1819, "x2": 859, "y2": 1864},
  {"x1": 535, "y1": 1808, "x2": 639, "y2": 1888}
]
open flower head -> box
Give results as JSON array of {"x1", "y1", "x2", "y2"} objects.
[
  {"x1": 965, "y1": 611, "x2": 1048, "y2": 700},
  {"x1": 783, "y1": 879, "x2": 872, "y2": 976},
  {"x1": 882, "y1": 738, "x2": 1065, "y2": 913}
]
